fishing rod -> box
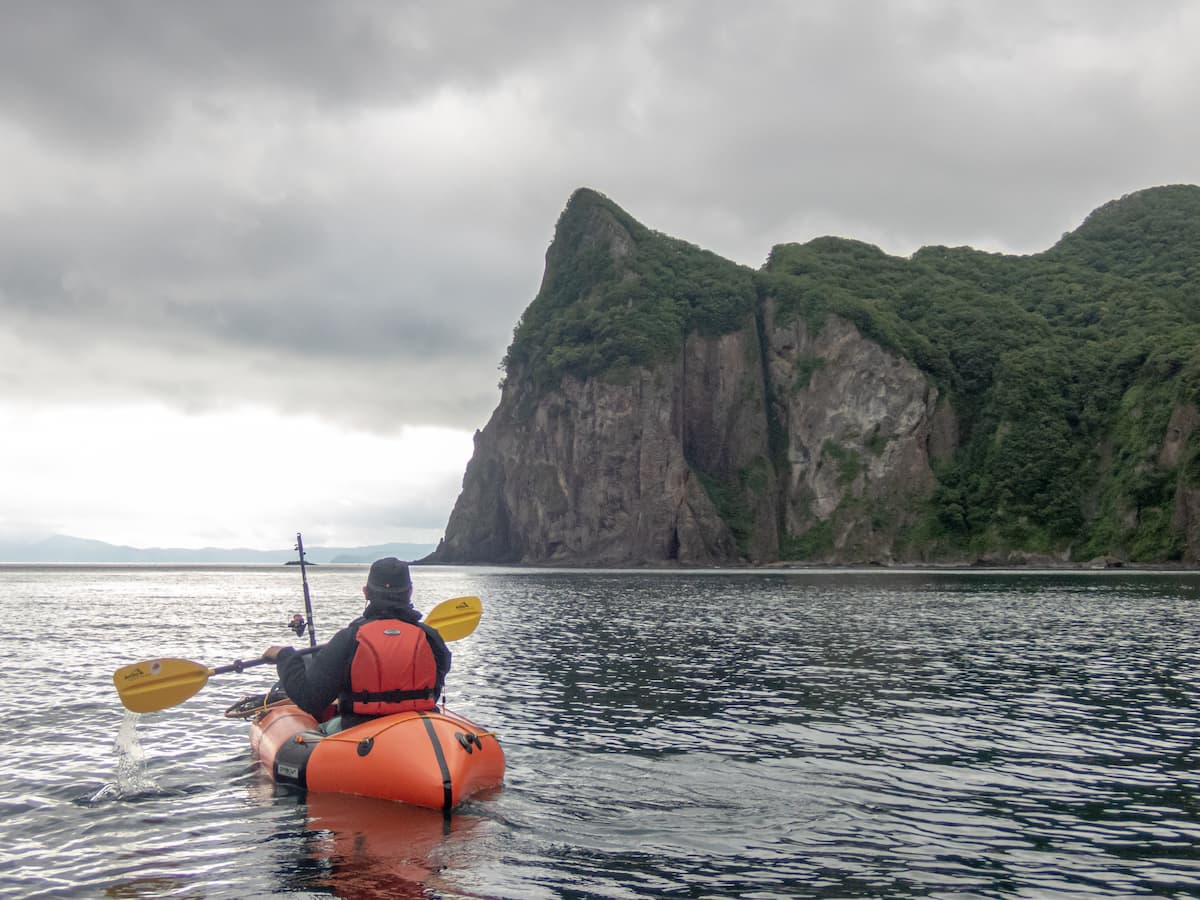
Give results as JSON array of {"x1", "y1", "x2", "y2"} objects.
[{"x1": 290, "y1": 532, "x2": 319, "y2": 648}]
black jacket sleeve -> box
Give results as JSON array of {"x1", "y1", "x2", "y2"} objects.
[{"x1": 274, "y1": 623, "x2": 359, "y2": 718}]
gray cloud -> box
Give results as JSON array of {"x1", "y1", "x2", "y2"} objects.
[
  {"x1": 1, "y1": 0, "x2": 1197, "y2": 439},
  {"x1": 0, "y1": 1, "x2": 641, "y2": 148}
]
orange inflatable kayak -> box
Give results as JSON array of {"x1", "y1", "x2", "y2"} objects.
[{"x1": 249, "y1": 703, "x2": 505, "y2": 811}]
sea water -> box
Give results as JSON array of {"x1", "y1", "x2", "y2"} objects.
[{"x1": 0, "y1": 564, "x2": 1197, "y2": 898}]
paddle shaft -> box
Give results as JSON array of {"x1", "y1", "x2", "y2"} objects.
[{"x1": 210, "y1": 643, "x2": 323, "y2": 676}]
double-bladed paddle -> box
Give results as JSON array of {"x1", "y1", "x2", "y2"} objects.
[{"x1": 113, "y1": 594, "x2": 483, "y2": 714}]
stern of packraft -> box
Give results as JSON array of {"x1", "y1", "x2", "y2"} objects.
[{"x1": 248, "y1": 704, "x2": 504, "y2": 811}]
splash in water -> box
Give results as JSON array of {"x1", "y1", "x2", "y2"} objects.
[
  {"x1": 114, "y1": 709, "x2": 157, "y2": 794},
  {"x1": 89, "y1": 710, "x2": 160, "y2": 802}
]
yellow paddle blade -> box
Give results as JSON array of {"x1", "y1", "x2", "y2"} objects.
[
  {"x1": 113, "y1": 658, "x2": 213, "y2": 713},
  {"x1": 425, "y1": 595, "x2": 482, "y2": 642}
]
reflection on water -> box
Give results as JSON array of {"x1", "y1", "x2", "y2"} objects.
[
  {"x1": 102, "y1": 875, "x2": 205, "y2": 899},
  {"x1": 232, "y1": 772, "x2": 493, "y2": 899},
  {"x1": 298, "y1": 793, "x2": 484, "y2": 898},
  {"x1": 0, "y1": 566, "x2": 1197, "y2": 898}
]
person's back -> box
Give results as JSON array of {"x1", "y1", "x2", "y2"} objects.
[{"x1": 264, "y1": 558, "x2": 452, "y2": 728}]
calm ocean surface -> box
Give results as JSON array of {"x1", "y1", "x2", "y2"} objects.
[{"x1": 0, "y1": 564, "x2": 1197, "y2": 899}]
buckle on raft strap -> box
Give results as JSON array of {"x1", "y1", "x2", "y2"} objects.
[{"x1": 455, "y1": 731, "x2": 485, "y2": 753}]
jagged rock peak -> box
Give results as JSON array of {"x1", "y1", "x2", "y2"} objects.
[
  {"x1": 503, "y1": 188, "x2": 757, "y2": 391},
  {"x1": 539, "y1": 188, "x2": 642, "y2": 291}
]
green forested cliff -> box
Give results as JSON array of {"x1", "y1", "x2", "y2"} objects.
[
  {"x1": 473, "y1": 185, "x2": 1200, "y2": 565},
  {"x1": 502, "y1": 189, "x2": 759, "y2": 387}
]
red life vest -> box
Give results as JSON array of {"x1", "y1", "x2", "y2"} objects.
[{"x1": 347, "y1": 619, "x2": 438, "y2": 715}]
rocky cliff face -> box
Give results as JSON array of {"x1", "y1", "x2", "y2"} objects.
[
  {"x1": 431, "y1": 306, "x2": 956, "y2": 565},
  {"x1": 1166, "y1": 403, "x2": 1200, "y2": 564},
  {"x1": 763, "y1": 305, "x2": 957, "y2": 562},
  {"x1": 429, "y1": 186, "x2": 1200, "y2": 567},
  {"x1": 436, "y1": 364, "x2": 732, "y2": 565}
]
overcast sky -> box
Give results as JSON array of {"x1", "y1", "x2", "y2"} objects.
[{"x1": 1, "y1": 1, "x2": 1197, "y2": 550}]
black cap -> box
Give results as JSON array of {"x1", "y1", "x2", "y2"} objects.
[{"x1": 367, "y1": 557, "x2": 412, "y2": 591}]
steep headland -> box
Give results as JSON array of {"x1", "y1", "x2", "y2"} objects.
[{"x1": 428, "y1": 185, "x2": 1200, "y2": 566}]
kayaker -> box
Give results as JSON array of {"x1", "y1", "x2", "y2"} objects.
[{"x1": 263, "y1": 557, "x2": 452, "y2": 731}]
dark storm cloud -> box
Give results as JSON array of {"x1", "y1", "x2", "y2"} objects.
[
  {"x1": 0, "y1": 0, "x2": 1197, "y2": 435},
  {"x1": 0, "y1": 1, "x2": 642, "y2": 149},
  {"x1": 0, "y1": 192, "x2": 494, "y2": 401},
  {"x1": 0, "y1": 192, "x2": 489, "y2": 358}
]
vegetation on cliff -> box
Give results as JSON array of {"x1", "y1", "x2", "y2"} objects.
[
  {"x1": 502, "y1": 189, "x2": 758, "y2": 388},
  {"x1": 492, "y1": 184, "x2": 1200, "y2": 564},
  {"x1": 757, "y1": 185, "x2": 1200, "y2": 560}
]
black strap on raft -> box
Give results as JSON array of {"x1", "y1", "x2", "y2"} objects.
[
  {"x1": 419, "y1": 713, "x2": 454, "y2": 812},
  {"x1": 348, "y1": 687, "x2": 436, "y2": 704}
]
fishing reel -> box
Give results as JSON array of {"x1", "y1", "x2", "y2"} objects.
[{"x1": 287, "y1": 613, "x2": 308, "y2": 638}]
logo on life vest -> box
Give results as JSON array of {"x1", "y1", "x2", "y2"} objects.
[{"x1": 383, "y1": 629, "x2": 402, "y2": 635}]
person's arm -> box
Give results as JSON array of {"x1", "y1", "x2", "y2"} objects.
[{"x1": 266, "y1": 626, "x2": 357, "y2": 718}]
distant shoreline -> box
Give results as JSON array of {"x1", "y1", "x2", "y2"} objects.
[
  {"x1": 0, "y1": 534, "x2": 437, "y2": 565},
  {"x1": 1, "y1": 560, "x2": 1196, "y2": 576}
]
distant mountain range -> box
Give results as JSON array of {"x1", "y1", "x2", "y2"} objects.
[{"x1": 0, "y1": 534, "x2": 437, "y2": 564}]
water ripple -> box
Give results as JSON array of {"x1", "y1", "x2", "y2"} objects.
[{"x1": 1, "y1": 566, "x2": 1199, "y2": 897}]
